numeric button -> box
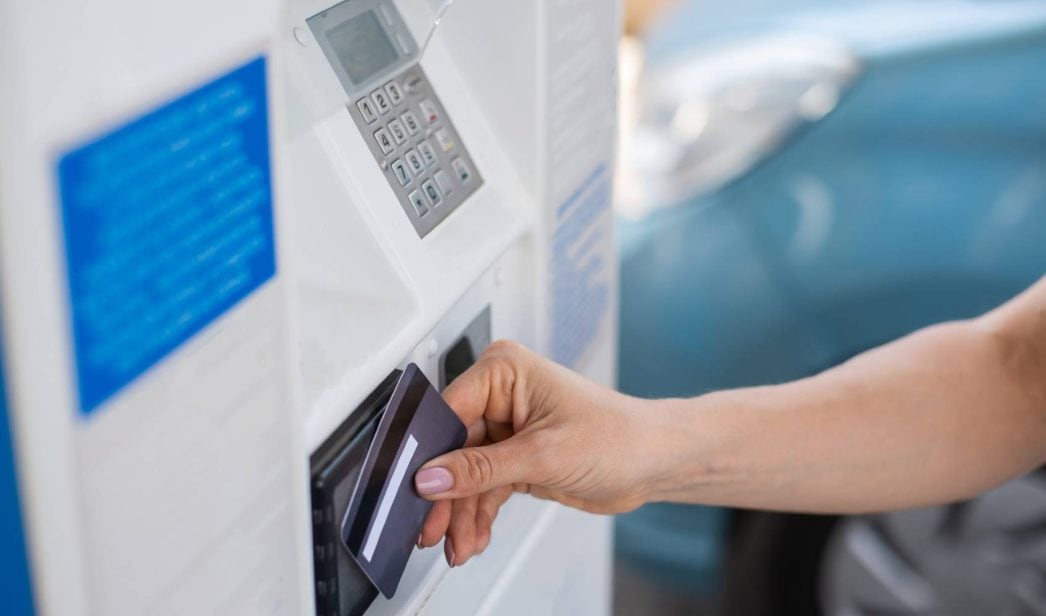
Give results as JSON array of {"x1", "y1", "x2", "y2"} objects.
[
  {"x1": 356, "y1": 98, "x2": 378, "y2": 124},
  {"x1": 391, "y1": 159, "x2": 411, "y2": 186},
  {"x1": 417, "y1": 140, "x2": 438, "y2": 167},
  {"x1": 374, "y1": 128, "x2": 395, "y2": 156},
  {"x1": 422, "y1": 180, "x2": 443, "y2": 207},
  {"x1": 401, "y1": 111, "x2": 421, "y2": 136},
  {"x1": 388, "y1": 120, "x2": 408, "y2": 145},
  {"x1": 371, "y1": 89, "x2": 393, "y2": 115},
  {"x1": 385, "y1": 81, "x2": 405, "y2": 106},
  {"x1": 404, "y1": 149, "x2": 425, "y2": 175}
]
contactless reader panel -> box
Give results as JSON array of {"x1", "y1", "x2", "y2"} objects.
[{"x1": 308, "y1": 0, "x2": 483, "y2": 238}]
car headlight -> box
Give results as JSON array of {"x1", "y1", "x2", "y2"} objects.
[{"x1": 618, "y1": 34, "x2": 861, "y2": 218}]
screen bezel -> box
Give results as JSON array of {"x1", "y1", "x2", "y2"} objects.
[{"x1": 307, "y1": 0, "x2": 419, "y2": 96}]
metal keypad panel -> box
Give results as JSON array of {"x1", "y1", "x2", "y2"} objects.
[{"x1": 347, "y1": 65, "x2": 483, "y2": 238}]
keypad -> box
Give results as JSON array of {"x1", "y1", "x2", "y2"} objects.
[{"x1": 347, "y1": 65, "x2": 483, "y2": 238}]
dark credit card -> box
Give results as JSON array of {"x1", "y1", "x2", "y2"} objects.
[{"x1": 341, "y1": 363, "x2": 467, "y2": 598}]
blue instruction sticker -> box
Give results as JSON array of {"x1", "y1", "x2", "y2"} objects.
[
  {"x1": 0, "y1": 337, "x2": 35, "y2": 614},
  {"x1": 550, "y1": 163, "x2": 612, "y2": 369},
  {"x1": 56, "y1": 57, "x2": 276, "y2": 417}
]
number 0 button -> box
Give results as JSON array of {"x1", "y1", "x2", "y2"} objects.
[{"x1": 422, "y1": 180, "x2": 443, "y2": 206}]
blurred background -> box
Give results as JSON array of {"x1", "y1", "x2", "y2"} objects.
[{"x1": 612, "y1": 1, "x2": 1046, "y2": 614}]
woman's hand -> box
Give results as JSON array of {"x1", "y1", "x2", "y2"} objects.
[{"x1": 413, "y1": 340, "x2": 662, "y2": 567}]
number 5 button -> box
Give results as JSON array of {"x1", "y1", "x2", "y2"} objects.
[{"x1": 388, "y1": 119, "x2": 408, "y2": 145}]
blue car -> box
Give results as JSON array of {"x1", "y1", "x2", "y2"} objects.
[{"x1": 615, "y1": 1, "x2": 1046, "y2": 613}]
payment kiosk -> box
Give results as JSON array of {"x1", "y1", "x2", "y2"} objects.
[{"x1": 0, "y1": 0, "x2": 620, "y2": 613}]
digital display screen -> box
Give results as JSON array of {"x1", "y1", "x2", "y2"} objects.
[{"x1": 326, "y1": 10, "x2": 399, "y2": 85}]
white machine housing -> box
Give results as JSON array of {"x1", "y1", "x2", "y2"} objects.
[
  {"x1": 284, "y1": 0, "x2": 621, "y2": 613},
  {"x1": 0, "y1": 0, "x2": 620, "y2": 613}
]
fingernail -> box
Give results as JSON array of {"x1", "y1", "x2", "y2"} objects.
[
  {"x1": 417, "y1": 533, "x2": 423, "y2": 549},
  {"x1": 415, "y1": 467, "x2": 454, "y2": 495},
  {"x1": 444, "y1": 539, "x2": 456, "y2": 567}
]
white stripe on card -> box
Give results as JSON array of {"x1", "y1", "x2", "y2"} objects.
[{"x1": 362, "y1": 434, "x2": 419, "y2": 562}]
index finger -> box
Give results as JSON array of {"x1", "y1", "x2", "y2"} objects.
[{"x1": 441, "y1": 342, "x2": 527, "y2": 428}]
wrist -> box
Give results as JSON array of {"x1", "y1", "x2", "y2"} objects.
[{"x1": 634, "y1": 393, "x2": 730, "y2": 504}]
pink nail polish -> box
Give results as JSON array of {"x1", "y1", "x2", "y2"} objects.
[
  {"x1": 445, "y1": 539, "x2": 456, "y2": 567},
  {"x1": 415, "y1": 467, "x2": 454, "y2": 495},
  {"x1": 417, "y1": 533, "x2": 423, "y2": 549}
]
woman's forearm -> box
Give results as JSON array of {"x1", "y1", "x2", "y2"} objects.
[
  {"x1": 650, "y1": 282, "x2": 1046, "y2": 513},
  {"x1": 418, "y1": 280, "x2": 1046, "y2": 566}
]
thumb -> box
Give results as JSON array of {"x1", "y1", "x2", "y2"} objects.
[{"x1": 414, "y1": 437, "x2": 535, "y2": 500}]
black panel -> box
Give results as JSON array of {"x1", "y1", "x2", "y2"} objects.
[
  {"x1": 310, "y1": 370, "x2": 401, "y2": 616},
  {"x1": 439, "y1": 306, "x2": 491, "y2": 390}
]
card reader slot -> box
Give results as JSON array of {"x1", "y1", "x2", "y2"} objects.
[
  {"x1": 439, "y1": 306, "x2": 491, "y2": 390},
  {"x1": 310, "y1": 369, "x2": 401, "y2": 616}
]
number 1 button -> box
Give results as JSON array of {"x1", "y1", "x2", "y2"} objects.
[{"x1": 356, "y1": 98, "x2": 378, "y2": 124}]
